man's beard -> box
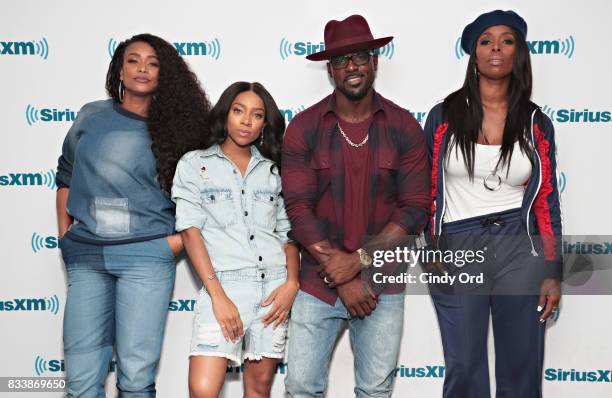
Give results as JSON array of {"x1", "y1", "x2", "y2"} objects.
[{"x1": 336, "y1": 77, "x2": 372, "y2": 101}]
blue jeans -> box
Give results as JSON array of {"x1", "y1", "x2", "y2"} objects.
[
  {"x1": 61, "y1": 236, "x2": 176, "y2": 398},
  {"x1": 285, "y1": 290, "x2": 405, "y2": 398}
]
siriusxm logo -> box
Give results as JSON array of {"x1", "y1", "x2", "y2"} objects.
[
  {"x1": 26, "y1": 104, "x2": 76, "y2": 126},
  {"x1": 563, "y1": 241, "x2": 612, "y2": 255},
  {"x1": 0, "y1": 170, "x2": 56, "y2": 189},
  {"x1": 395, "y1": 365, "x2": 445, "y2": 378},
  {"x1": 0, "y1": 295, "x2": 60, "y2": 315},
  {"x1": 279, "y1": 38, "x2": 395, "y2": 60},
  {"x1": 35, "y1": 356, "x2": 116, "y2": 376},
  {"x1": 280, "y1": 106, "x2": 305, "y2": 123},
  {"x1": 545, "y1": 368, "x2": 612, "y2": 383},
  {"x1": 542, "y1": 105, "x2": 611, "y2": 123},
  {"x1": 410, "y1": 110, "x2": 427, "y2": 126},
  {"x1": 550, "y1": 306, "x2": 560, "y2": 322},
  {"x1": 31, "y1": 232, "x2": 60, "y2": 253},
  {"x1": 0, "y1": 38, "x2": 49, "y2": 60},
  {"x1": 455, "y1": 35, "x2": 575, "y2": 59},
  {"x1": 108, "y1": 38, "x2": 221, "y2": 59},
  {"x1": 559, "y1": 171, "x2": 566, "y2": 193},
  {"x1": 168, "y1": 299, "x2": 196, "y2": 312}
]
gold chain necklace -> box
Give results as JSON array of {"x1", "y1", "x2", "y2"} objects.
[{"x1": 337, "y1": 122, "x2": 369, "y2": 148}]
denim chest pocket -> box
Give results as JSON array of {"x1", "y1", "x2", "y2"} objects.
[
  {"x1": 252, "y1": 190, "x2": 278, "y2": 229},
  {"x1": 201, "y1": 188, "x2": 236, "y2": 228},
  {"x1": 93, "y1": 197, "x2": 130, "y2": 236}
]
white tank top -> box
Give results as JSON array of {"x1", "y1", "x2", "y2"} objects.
[{"x1": 443, "y1": 141, "x2": 532, "y2": 223}]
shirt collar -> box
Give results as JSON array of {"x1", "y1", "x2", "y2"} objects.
[
  {"x1": 324, "y1": 90, "x2": 385, "y2": 118},
  {"x1": 199, "y1": 143, "x2": 269, "y2": 164}
]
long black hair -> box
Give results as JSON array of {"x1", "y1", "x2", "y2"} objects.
[
  {"x1": 442, "y1": 27, "x2": 537, "y2": 178},
  {"x1": 205, "y1": 82, "x2": 285, "y2": 172},
  {"x1": 106, "y1": 33, "x2": 211, "y2": 193}
]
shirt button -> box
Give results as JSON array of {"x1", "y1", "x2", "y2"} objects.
[
  {"x1": 241, "y1": 189, "x2": 245, "y2": 195},
  {"x1": 233, "y1": 169, "x2": 237, "y2": 174},
  {"x1": 261, "y1": 273, "x2": 265, "y2": 279},
  {"x1": 258, "y1": 256, "x2": 263, "y2": 261},
  {"x1": 244, "y1": 211, "x2": 248, "y2": 216},
  {"x1": 250, "y1": 235, "x2": 254, "y2": 240}
]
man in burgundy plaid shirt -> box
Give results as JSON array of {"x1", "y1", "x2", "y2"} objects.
[{"x1": 282, "y1": 15, "x2": 430, "y2": 398}]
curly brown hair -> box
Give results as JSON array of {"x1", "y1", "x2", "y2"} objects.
[{"x1": 106, "y1": 33, "x2": 211, "y2": 193}]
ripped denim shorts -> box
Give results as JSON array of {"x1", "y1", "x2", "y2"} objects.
[{"x1": 189, "y1": 267, "x2": 288, "y2": 366}]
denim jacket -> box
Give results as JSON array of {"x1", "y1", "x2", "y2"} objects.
[{"x1": 172, "y1": 144, "x2": 291, "y2": 271}]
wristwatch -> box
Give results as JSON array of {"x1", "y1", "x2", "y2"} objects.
[{"x1": 356, "y1": 248, "x2": 373, "y2": 269}]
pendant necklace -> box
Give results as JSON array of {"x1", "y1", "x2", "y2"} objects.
[{"x1": 481, "y1": 130, "x2": 502, "y2": 192}]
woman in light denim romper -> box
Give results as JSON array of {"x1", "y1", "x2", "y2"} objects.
[{"x1": 172, "y1": 82, "x2": 299, "y2": 398}]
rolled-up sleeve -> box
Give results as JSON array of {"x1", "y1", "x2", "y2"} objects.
[{"x1": 172, "y1": 155, "x2": 206, "y2": 232}]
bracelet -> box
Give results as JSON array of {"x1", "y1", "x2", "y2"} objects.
[{"x1": 206, "y1": 274, "x2": 217, "y2": 281}]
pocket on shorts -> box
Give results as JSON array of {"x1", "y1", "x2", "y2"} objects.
[
  {"x1": 93, "y1": 197, "x2": 130, "y2": 236},
  {"x1": 201, "y1": 188, "x2": 236, "y2": 228}
]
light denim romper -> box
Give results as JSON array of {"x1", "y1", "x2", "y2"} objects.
[{"x1": 172, "y1": 144, "x2": 291, "y2": 364}]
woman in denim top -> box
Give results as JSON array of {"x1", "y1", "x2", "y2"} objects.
[
  {"x1": 56, "y1": 34, "x2": 211, "y2": 397},
  {"x1": 172, "y1": 82, "x2": 299, "y2": 398}
]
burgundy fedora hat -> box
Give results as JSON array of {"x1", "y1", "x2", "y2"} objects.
[{"x1": 306, "y1": 14, "x2": 393, "y2": 61}]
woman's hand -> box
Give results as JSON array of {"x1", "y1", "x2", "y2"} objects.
[
  {"x1": 165, "y1": 233, "x2": 184, "y2": 256},
  {"x1": 538, "y1": 278, "x2": 561, "y2": 322},
  {"x1": 211, "y1": 293, "x2": 244, "y2": 342},
  {"x1": 261, "y1": 280, "x2": 299, "y2": 329}
]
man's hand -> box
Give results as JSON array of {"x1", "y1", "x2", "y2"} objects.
[
  {"x1": 315, "y1": 247, "x2": 361, "y2": 287},
  {"x1": 336, "y1": 278, "x2": 378, "y2": 318}
]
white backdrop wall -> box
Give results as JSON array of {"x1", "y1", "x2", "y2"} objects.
[{"x1": 1, "y1": 0, "x2": 611, "y2": 396}]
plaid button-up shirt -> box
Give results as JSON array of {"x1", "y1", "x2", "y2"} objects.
[{"x1": 281, "y1": 91, "x2": 430, "y2": 304}]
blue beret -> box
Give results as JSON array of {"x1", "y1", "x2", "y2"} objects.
[{"x1": 461, "y1": 10, "x2": 527, "y2": 54}]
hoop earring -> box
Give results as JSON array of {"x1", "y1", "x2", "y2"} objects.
[
  {"x1": 118, "y1": 79, "x2": 124, "y2": 102},
  {"x1": 474, "y1": 65, "x2": 480, "y2": 79}
]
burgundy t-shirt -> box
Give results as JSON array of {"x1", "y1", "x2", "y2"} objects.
[{"x1": 338, "y1": 115, "x2": 373, "y2": 252}]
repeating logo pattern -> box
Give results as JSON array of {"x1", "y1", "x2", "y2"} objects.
[
  {"x1": 280, "y1": 38, "x2": 395, "y2": 60},
  {"x1": 455, "y1": 36, "x2": 576, "y2": 59},
  {"x1": 542, "y1": 105, "x2": 611, "y2": 123},
  {"x1": 0, "y1": 295, "x2": 60, "y2": 315},
  {"x1": 0, "y1": 38, "x2": 49, "y2": 59},
  {"x1": 35, "y1": 356, "x2": 116, "y2": 376},
  {"x1": 0, "y1": 170, "x2": 56, "y2": 189},
  {"x1": 375, "y1": 42, "x2": 395, "y2": 59},
  {"x1": 26, "y1": 104, "x2": 76, "y2": 126},
  {"x1": 108, "y1": 38, "x2": 221, "y2": 59},
  {"x1": 280, "y1": 105, "x2": 305, "y2": 123},
  {"x1": 31, "y1": 232, "x2": 60, "y2": 253},
  {"x1": 168, "y1": 299, "x2": 197, "y2": 312},
  {"x1": 559, "y1": 171, "x2": 567, "y2": 193}
]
